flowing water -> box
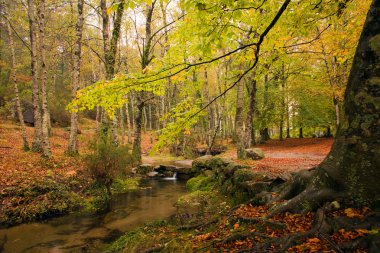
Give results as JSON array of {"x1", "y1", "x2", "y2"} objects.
[{"x1": 0, "y1": 179, "x2": 187, "y2": 253}]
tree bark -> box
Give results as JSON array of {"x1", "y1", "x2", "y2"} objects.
[
  {"x1": 132, "y1": 1, "x2": 157, "y2": 162},
  {"x1": 27, "y1": 0, "x2": 42, "y2": 152},
  {"x1": 37, "y1": 0, "x2": 51, "y2": 157},
  {"x1": 5, "y1": 13, "x2": 29, "y2": 150},
  {"x1": 67, "y1": 0, "x2": 84, "y2": 155},
  {"x1": 125, "y1": 102, "x2": 132, "y2": 143},
  {"x1": 235, "y1": 79, "x2": 246, "y2": 159},
  {"x1": 244, "y1": 76, "x2": 257, "y2": 148}
]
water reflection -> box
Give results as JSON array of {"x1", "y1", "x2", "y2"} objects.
[{"x1": 0, "y1": 179, "x2": 186, "y2": 253}]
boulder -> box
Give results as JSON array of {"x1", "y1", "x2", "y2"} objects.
[
  {"x1": 245, "y1": 148, "x2": 265, "y2": 160},
  {"x1": 233, "y1": 169, "x2": 270, "y2": 184},
  {"x1": 193, "y1": 145, "x2": 227, "y2": 156},
  {"x1": 192, "y1": 156, "x2": 231, "y2": 172},
  {"x1": 135, "y1": 164, "x2": 154, "y2": 174}
]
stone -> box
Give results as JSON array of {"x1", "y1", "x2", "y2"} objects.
[
  {"x1": 233, "y1": 169, "x2": 269, "y2": 184},
  {"x1": 241, "y1": 181, "x2": 271, "y2": 194},
  {"x1": 136, "y1": 164, "x2": 154, "y2": 174},
  {"x1": 147, "y1": 171, "x2": 159, "y2": 177},
  {"x1": 245, "y1": 148, "x2": 265, "y2": 160}
]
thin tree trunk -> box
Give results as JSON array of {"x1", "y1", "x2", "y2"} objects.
[
  {"x1": 245, "y1": 76, "x2": 257, "y2": 148},
  {"x1": 125, "y1": 102, "x2": 132, "y2": 143},
  {"x1": 260, "y1": 73, "x2": 271, "y2": 144},
  {"x1": 6, "y1": 16, "x2": 29, "y2": 150},
  {"x1": 132, "y1": 99, "x2": 143, "y2": 161},
  {"x1": 279, "y1": 65, "x2": 286, "y2": 141},
  {"x1": 67, "y1": 0, "x2": 84, "y2": 155},
  {"x1": 37, "y1": 0, "x2": 51, "y2": 157},
  {"x1": 143, "y1": 106, "x2": 147, "y2": 132},
  {"x1": 235, "y1": 79, "x2": 246, "y2": 159},
  {"x1": 120, "y1": 107, "x2": 125, "y2": 144},
  {"x1": 132, "y1": 1, "x2": 156, "y2": 162},
  {"x1": 27, "y1": 0, "x2": 42, "y2": 152}
]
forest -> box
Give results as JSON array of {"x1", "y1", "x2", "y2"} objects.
[{"x1": 0, "y1": 0, "x2": 379, "y2": 252}]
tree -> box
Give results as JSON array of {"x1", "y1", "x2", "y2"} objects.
[
  {"x1": 270, "y1": 0, "x2": 380, "y2": 214},
  {"x1": 27, "y1": 0, "x2": 42, "y2": 152},
  {"x1": 36, "y1": 0, "x2": 51, "y2": 157},
  {"x1": 4, "y1": 2, "x2": 29, "y2": 150},
  {"x1": 67, "y1": 0, "x2": 85, "y2": 155}
]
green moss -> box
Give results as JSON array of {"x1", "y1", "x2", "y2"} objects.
[{"x1": 186, "y1": 175, "x2": 215, "y2": 191}]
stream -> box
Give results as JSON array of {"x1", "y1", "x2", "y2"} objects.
[{"x1": 0, "y1": 179, "x2": 187, "y2": 253}]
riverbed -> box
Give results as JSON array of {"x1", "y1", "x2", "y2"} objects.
[{"x1": 0, "y1": 179, "x2": 187, "y2": 253}]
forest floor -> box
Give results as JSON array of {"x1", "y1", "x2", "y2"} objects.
[
  {"x1": 223, "y1": 138, "x2": 334, "y2": 176},
  {"x1": 0, "y1": 120, "x2": 333, "y2": 210}
]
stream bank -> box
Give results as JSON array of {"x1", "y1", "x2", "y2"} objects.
[{"x1": 0, "y1": 179, "x2": 187, "y2": 253}]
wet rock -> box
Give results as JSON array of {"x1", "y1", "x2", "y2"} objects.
[
  {"x1": 192, "y1": 156, "x2": 231, "y2": 172},
  {"x1": 147, "y1": 171, "x2": 159, "y2": 177},
  {"x1": 135, "y1": 164, "x2": 154, "y2": 174},
  {"x1": 245, "y1": 148, "x2": 265, "y2": 160}
]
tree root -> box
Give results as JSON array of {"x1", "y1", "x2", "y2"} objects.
[
  {"x1": 234, "y1": 216, "x2": 286, "y2": 229},
  {"x1": 277, "y1": 207, "x2": 328, "y2": 252},
  {"x1": 268, "y1": 185, "x2": 342, "y2": 218}
]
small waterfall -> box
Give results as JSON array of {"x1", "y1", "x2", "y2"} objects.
[{"x1": 163, "y1": 172, "x2": 177, "y2": 180}]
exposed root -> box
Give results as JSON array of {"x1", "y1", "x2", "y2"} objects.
[
  {"x1": 234, "y1": 216, "x2": 286, "y2": 229},
  {"x1": 268, "y1": 186, "x2": 341, "y2": 218},
  {"x1": 270, "y1": 169, "x2": 315, "y2": 204},
  {"x1": 277, "y1": 207, "x2": 329, "y2": 252}
]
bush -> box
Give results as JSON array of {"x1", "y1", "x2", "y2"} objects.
[{"x1": 85, "y1": 126, "x2": 135, "y2": 196}]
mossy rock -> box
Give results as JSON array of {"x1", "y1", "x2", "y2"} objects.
[
  {"x1": 241, "y1": 181, "x2": 271, "y2": 194},
  {"x1": 245, "y1": 148, "x2": 265, "y2": 160},
  {"x1": 192, "y1": 156, "x2": 231, "y2": 172},
  {"x1": 135, "y1": 164, "x2": 154, "y2": 174},
  {"x1": 233, "y1": 169, "x2": 269, "y2": 184},
  {"x1": 221, "y1": 162, "x2": 250, "y2": 176},
  {"x1": 220, "y1": 179, "x2": 235, "y2": 195},
  {"x1": 186, "y1": 175, "x2": 215, "y2": 192}
]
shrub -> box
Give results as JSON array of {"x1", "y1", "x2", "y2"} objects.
[{"x1": 85, "y1": 126, "x2": 134, "y2": 196}]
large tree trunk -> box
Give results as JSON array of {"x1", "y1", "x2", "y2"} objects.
[
  {"x1": 27, "y1": 0, "x2": 42, "y2": 152},
  {"x1": 271, "y1": 0, "x2": 380, "y2": 215},
  {"x1": 6, "y1": 14, "x2": 29, "y2": 150},
  {"x1": 67, "y1": 0, "x2": 84, "y2": 155},
  {"x1": 37, "y1": 0, "x2": 51, "y2": 157}
]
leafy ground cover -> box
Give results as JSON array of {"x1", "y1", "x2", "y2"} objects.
[{"x1": 0, "y1": 121, "x2": 141, "y2": 226}]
